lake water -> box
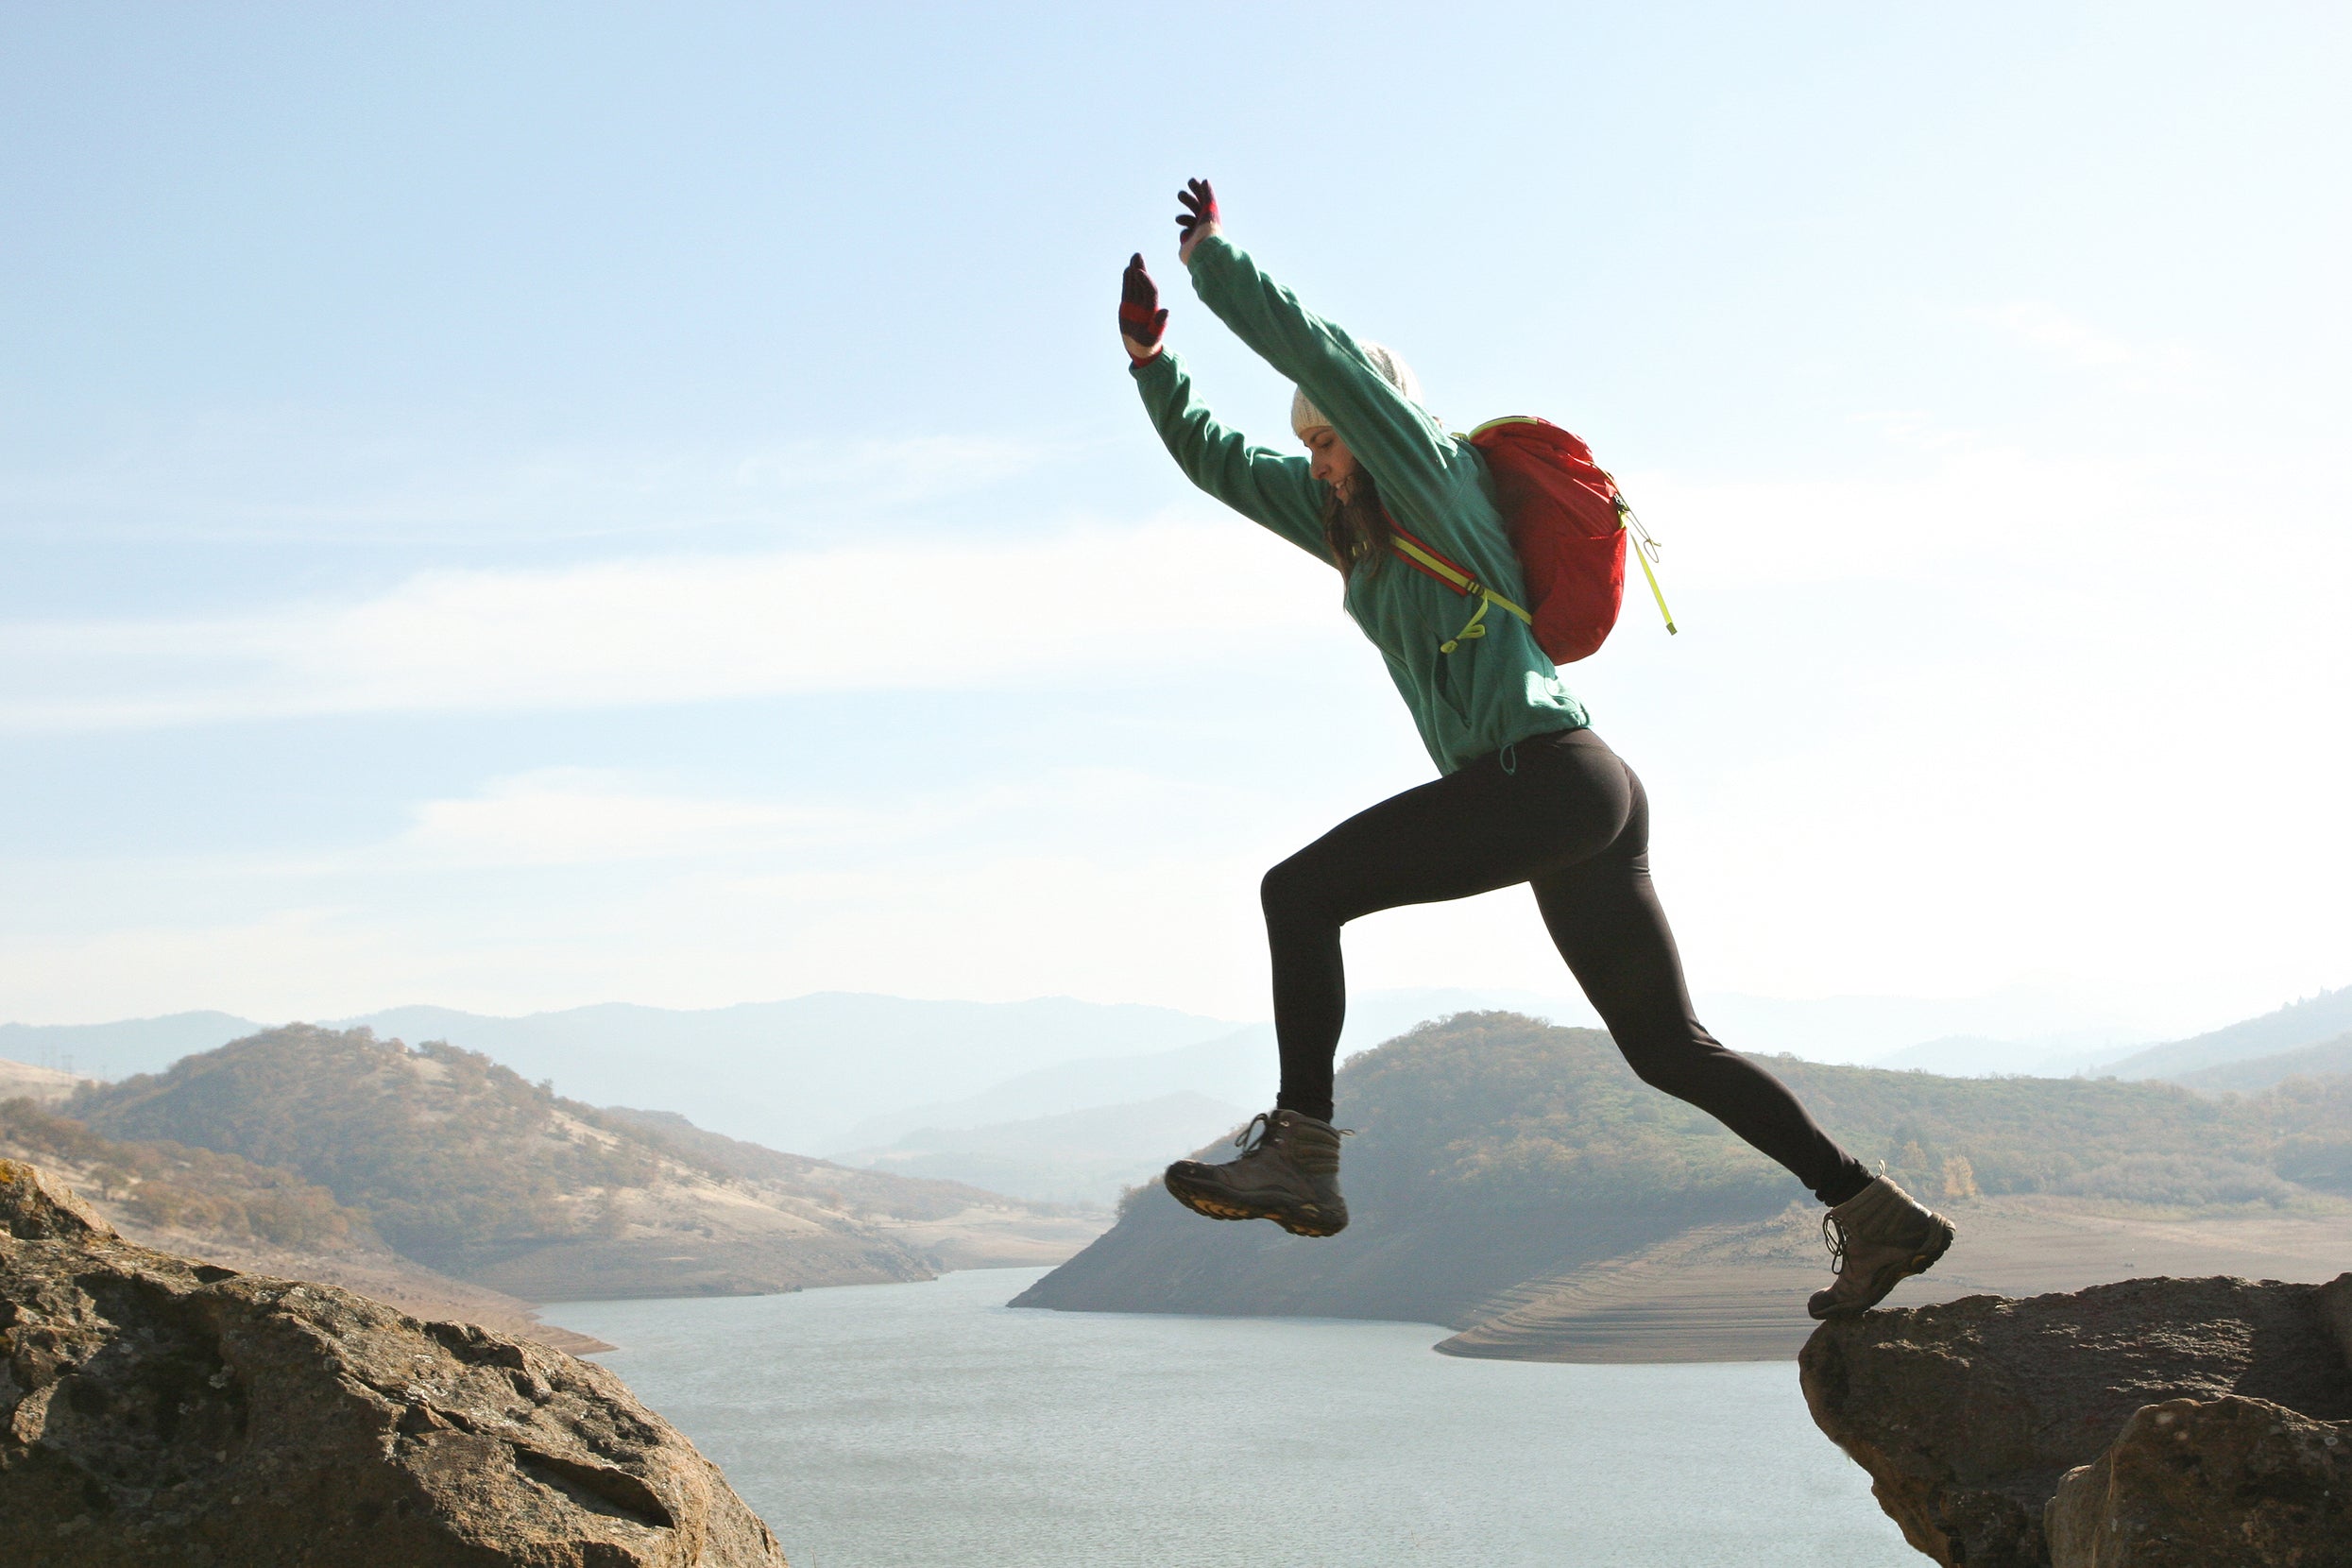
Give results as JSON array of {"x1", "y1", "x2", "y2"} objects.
[{"x1": 554, "y1": 1269, "x2": 1918, "y2": 1568}]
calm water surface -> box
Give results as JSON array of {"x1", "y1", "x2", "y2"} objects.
[{"x1": 554, "y1": 1269, "x2": 1916, "y2": 1568}]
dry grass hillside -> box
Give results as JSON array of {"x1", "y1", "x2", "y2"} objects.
[
  {"x1": 0, "y1": 1057, "x2": 84, "y2": 1106},
  {"x1": 59, "y1": 1025, "x2": 1103, "y2": 1305},
  {"x1": 0, "y1": 1094, "x2": 609, "y2": 1352}
]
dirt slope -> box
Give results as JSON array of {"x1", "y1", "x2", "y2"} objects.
[{"x1": 1438, "y1": 1194, "x2": 2352, "y2": 1362}]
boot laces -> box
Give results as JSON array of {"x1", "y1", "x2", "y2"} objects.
[
  {"x1": 1823, "y1": 1160, "x2": 1889, "y2": 1277},
  {"x1": 1233, "y1": 1112, "x2": 1355, "y2": 1157},
  {"x1": 1235, "y1": 1112, "x2": 1272, "y2": 1154}
]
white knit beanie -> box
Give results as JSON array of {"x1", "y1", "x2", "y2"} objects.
[{"x1": 1291, "y1": 340, "x2": 1423, "y2": 438}]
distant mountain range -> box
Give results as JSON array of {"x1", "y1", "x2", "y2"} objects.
[
  {"x1": 0, "y1": 1011, "x2": 266, "y2": 1079},
  {"x1": 2, "y1": 996, "x2": 1247, "y2": 1154},
  {"x1": 7, "y1": 980, "x2": 2347, "y2": 1207},
  {"x1": 1741, "y1": 983, "x2": 2352, "y2": 1087},
  {"x1": 338, "y1": 995, "x2": 1257, "y2": 1154},
  {"x1": 0, "y1": 989, "x2": 1564, "y2": 1173},
  {"x1": 834, "y1": 1092, "x2": 1255, "y2": 1206},
  {"x1": 2100, "y1": 985, "x2": 2352, "y2": 1082},
  {"x1": 820, "y1": 1028, "x2": 1270, "y2": 1203},
  {"x1": 1867, "y1": 1033, "x2": 2141, "y2": 1078},
  {"x1": 2172, "y1": 1031, "x2": 2352, "y2": 1094},
  {"x1": 1692, "y1": 989, "x2": 2154, "y2": 1065}
]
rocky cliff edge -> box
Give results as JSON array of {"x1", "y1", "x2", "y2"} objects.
[
  {"x1": 0, "y1": 1158, "x2": 787, "y2": 1567},
  {"x1": 1802, "y1": 1272, "x2": 2352, "y2": 1566}
]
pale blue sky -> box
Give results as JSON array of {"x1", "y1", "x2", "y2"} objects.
[{"x1": 4, "y1": 3, "x2": 2347, "y2": 1036}]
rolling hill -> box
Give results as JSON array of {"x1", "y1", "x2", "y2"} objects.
[
  {"x1": 62, "y1": 1024, "x2": 1101, "y2": 1304},
  {"x1": 1014, "y1": 1013, "x2": 2352, "y2": 1358},
  {"x1": 0, "y1": 1093, "x2": 606, "y2": 1352}
]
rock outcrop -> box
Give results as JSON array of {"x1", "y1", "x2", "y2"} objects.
[
  {"x1": 2043, "y1": 1395, "x2": 2352, "y2": 1565},
  {"x1": 0, "y1": 1158, "x2": 787, "y2": 1567},
  {"x1": 1801, "y1": 1273, "x2": 2352, "y2": 1566}
]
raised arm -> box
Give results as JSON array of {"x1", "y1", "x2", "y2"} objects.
[
  {"x1": 1172, "y1": 180, "x2": 1457, "y2": 523},
  {"x1": 1121, "y1": 253, "x2": 1326, "y2": 559}
]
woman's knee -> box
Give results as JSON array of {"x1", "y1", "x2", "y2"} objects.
[
  {"x1": 1613, "y1": 1028, "x2": 1720, "y2": 1099},
  {"x1": 1260, "y1": 852, "x2": 1335, "y2": 928},
  {"x1": 1618, "y1": 1046, "x2": 1687, "y2": 1096}
]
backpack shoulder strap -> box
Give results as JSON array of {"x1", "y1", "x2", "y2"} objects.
[{"x1": 1386, "y1": 525, "x2": 1532, "y2": 655}]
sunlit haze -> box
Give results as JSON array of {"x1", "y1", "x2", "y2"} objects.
[{"x1": 5, "y1": 4, "x2": 2346, "y2": 1047}]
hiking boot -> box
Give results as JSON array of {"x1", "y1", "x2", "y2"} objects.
[
  {"x1": 1163, "y1": 1110, "x2": 1349, "y2": 1237},
  {"x1": 1808, "y1": 1175, "x2": 1955, "y2": 1320}
]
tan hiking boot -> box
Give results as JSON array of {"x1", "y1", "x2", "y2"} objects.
[
  {"x1": 1808, "y1": 1174, "x2": 1955, "y2": 1320},
  {"x1": 1163, "y1": 1109, "x2": 1349, "y2": 1237}
]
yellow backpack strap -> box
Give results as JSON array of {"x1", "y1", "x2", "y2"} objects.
[
  {"x1": 1440, "y1": 597, "x2": 1491, "y2": 656},
  {"x1": 1387, "y1": 529, "x2": 1533, "y2": 655}
]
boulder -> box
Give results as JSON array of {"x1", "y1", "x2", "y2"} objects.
[
  {"x1": 0, "y1": 1158, "x2": 787, "y2": 1567},
  {"x1": 2043, "y1": 1395, "x2": 2352, "y2": 1565},
  {"x1": 1799, "y1": 1275, "x2": 2352, "y2": 1567}
]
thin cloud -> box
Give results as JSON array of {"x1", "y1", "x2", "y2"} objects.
[
  {"x1": 1, "y1": 427, "x2": 1066, "y2": 546},
  {"x1": 396, "y1": 764, "x2": 1268, "y2": 872},
  {"x1": 1969, "y1": 302, "x2": 2197, "y2": 394},
  {"x1": 0, "y1": 519, "x2": 1334, "y2": 731},
  {"x1": 398, "y1": 769, "x2": 853, "y2": 868}
]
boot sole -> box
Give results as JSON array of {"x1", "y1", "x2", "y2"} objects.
[
  {"x1": 1808, "y1": 1218, "x2": 1956, "y2": 1321},
  {"x1": 1163, "y1": 1173, "x2": 1347, "y2": 1237}
]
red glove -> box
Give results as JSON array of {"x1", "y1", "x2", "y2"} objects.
[
  {"x1": 1175, "y1": 179, "x2": 1219, "y2": 245},
  {"x1": 1119, "y1": 253, "x2": 1167, "y2": 363}
]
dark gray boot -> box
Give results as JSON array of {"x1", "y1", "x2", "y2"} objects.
[
  {"x1": 1163, "y1": 1110, "x2": 1349, "y2": 1237},
  {"x1": 1808, "y1": 1174, "x2": 1955, "y2": 1320}
]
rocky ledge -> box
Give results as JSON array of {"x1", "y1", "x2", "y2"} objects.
[
  {"x1": 1802, "y1": 1272, "x2": 2352, "y2": 1566},
  {"x1": 0, "y1": 1158, "x2": 787, "y2": 1567}
]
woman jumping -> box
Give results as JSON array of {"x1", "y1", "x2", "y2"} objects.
[{"x1": 1120, "y1": 179, "x2": 1952, "y2": 1319}]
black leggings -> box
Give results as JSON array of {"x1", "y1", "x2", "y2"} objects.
[{"x1": 1261, "y1": 726, "x2": 1871, "y2": 1207}]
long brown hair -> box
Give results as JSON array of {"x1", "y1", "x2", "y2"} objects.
[{"x1": 1321, "y1": 470, "x2": 1393, "y2": 579}]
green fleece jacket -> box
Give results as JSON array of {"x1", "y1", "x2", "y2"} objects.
[{"x1": 1132, "y1": 233, "x2": 1589, "y2": 775}]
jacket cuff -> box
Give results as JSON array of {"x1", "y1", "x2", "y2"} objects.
[{"x1": 1184, "y1": 232, "x2": 1236, "y2": 279}]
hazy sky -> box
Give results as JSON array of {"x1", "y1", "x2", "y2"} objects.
[{"x1": 4, "y1": 2, "x2": 2346, "y2": 1037}]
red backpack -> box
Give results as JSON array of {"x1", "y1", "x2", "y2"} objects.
[{"x1": 1386, "y1": 417, "x2": 1676, "y2": 664}]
